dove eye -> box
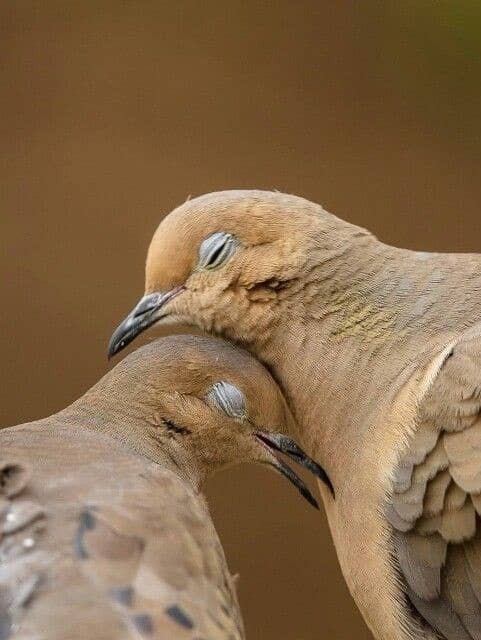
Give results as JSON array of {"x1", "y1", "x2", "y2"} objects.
[
  {"x1": 206, "y1": 381, "x2": 247, "y2": 421},
  {"x1": 198, "y1": 232, "x2": 239, "y2": 270}
]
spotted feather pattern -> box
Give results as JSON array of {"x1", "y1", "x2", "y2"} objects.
[{"x1": 0, "y1": 425, "x2": 244, "y2": 640}]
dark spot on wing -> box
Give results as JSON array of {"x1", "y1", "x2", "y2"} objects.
[
  {"x1": 82, "y1": 509, "x2": 97, "y2": 529},
  {"x1": 73, "y1": 507, "x2": 96, "y2": 559},
  {"x1": 110, "y1": 585, "x2": 134, "y2": 607},
  {"x1": 132, "y1": 613, "x2": 154, "y2": 635},
  {"x1": 0, "y1": 462, "x2": 30, "y2": 498},
  {"x1": 166, "y1": 604, "x2": 194, "y2": 629},
  {"x1": 0, "y1": 613, "x2": 12, "y2": 640}
]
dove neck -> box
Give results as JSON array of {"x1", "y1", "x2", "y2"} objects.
[
  {"x1": 57, "y1": 392, "x2": 204, "y2": 491},
  {"x1": 249, "y1": 235, "x2": 481, "y2": 488}
]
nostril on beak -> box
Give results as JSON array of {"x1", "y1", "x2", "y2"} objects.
[
  {"x1": 132, "y1": 294, "x2": 160, "y2": 318},
  {"x1": 108, "y1": 287, "x2": 185, "y2": 359}
]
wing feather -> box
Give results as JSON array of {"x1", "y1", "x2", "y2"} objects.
[
  {"x1": 390, "y1": 325, "x2": 481, "y2": 639},
  {"x1": 0, "y1": 452, "x2": 244, "y2": 639}
]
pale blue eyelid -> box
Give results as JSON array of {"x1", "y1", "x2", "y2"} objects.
[
  {"x1": 198, "y1": 232, "x2": 239, "y2": 270},
  {"x1": 206, "y1": 381, "x2": 247, "y2": 420}
]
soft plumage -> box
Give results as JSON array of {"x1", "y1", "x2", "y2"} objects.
[
  {"x1": 1, "y1": 334, "x2": 328, "y2": 639},
  {"x1": 110, "y1": 190, "x2": 481, "y2": 640}
]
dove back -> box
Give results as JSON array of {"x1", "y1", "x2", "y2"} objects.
[{"x1": 0, "y1": 419, "x2": 244, "y2": 639}]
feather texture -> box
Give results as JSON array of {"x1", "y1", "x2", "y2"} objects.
[
  {"x1": 0, "y1": 424, "x2": 244, "y2": 640},
  {"x1": 390, "y1": 328, "x2": 481, "y2": 639}
]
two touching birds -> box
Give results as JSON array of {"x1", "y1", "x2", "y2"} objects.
[
  {"x1": 109, "y1": 190, "x2": 481, "y2": 640},
  {"x1": 0, "y1": 335, "x2": 328, "y2": 639}
]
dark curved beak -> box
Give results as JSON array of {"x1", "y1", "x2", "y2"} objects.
[
  {"x1": 256, "y1": 432, "x2": 334, "y2": 509},
  {"x1": 108, "y1": 288, "x2": 184, "y2": 359}
]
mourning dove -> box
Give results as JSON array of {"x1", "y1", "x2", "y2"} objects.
[
  {"x1": 109, "y1": 190, "x2": 481, "y2": 640},
  {"x1": 0, "y1": 333, "x2": 330, "y2": 639}
]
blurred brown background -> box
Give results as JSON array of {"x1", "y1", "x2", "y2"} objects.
[{"x1": 1, "y1": 2, "x2": 480, "y2": 638}]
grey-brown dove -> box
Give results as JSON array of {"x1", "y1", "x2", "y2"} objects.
[
  {"x1": 110, "y1": 190, "x2": 481, "y2": 640},
  {"x1": 0, "y1": 333, "x2": 330, "y2": 639}
]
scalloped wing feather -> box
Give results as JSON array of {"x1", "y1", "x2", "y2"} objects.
[{"x1": 389, "y1": 324, "x2": 481, "y2": 639}]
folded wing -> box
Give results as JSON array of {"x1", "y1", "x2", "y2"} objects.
[{"x1": 389, "y1": 324, "x2": 481, "y2": 640}]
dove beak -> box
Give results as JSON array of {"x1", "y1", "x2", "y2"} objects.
[
  {"x1": 255, "y1": 432, "x2": 334, "y2": 509},
  {"x1": 108, "y1": 288, "x2": 185, "y2": 358}
]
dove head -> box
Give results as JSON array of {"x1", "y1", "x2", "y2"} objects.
[
  {"x1": 109, "y1": 190, "x2": 369, "y2": 356},
  {"x1": 89, "y1": 335, "x2": 332, "y2": 507}
]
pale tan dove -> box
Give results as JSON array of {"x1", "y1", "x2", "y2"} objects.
[
  {"x1": 110, "y1": 190, "x2": 481, "y2": 640},
  {"x1": 0, "y1": 333, "x2": 330, "y2": 639}
]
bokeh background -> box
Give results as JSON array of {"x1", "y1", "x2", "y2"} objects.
[{"x1": 1, "y1": 2, "x2": 480, "y2": 638}]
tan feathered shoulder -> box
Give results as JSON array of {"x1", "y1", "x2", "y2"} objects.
[
  {"x1": 390, "y1": 323, "x2": 481, "y2": 639},
  {"x1": 0, "y1": 424, "x2": 243, "y2": 640}
]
